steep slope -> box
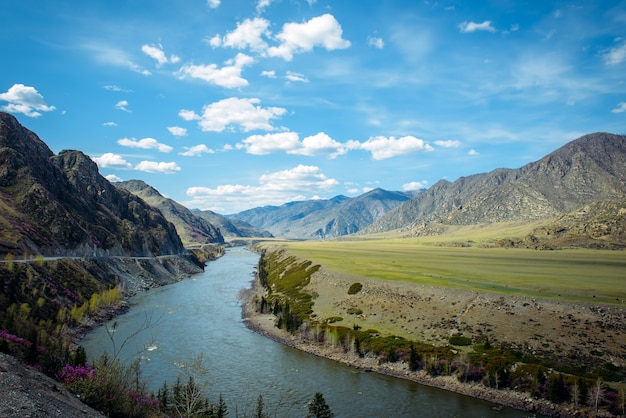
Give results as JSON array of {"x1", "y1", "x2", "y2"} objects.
[
  {"x1": 0, "y1": 112, "x2": 184, "y2": 257},
  {"x1": 231, "y1": 189, "x2": 415, "y2": 239},
  {"x1": 115, "y1": 180, "x2": 225, "y2": 246},
  {"x1": 366, "y1": 132, "x2": 626, "y2": 235},
  {"x1": 192, "y1": 209, "x2": 273, "y2": 239}
]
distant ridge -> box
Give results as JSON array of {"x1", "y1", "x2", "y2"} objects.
[
  {"x1": 115, "y1": 180, "x2": 225, "y2": 246},
  {"x1": 364, "y1": 132, "x2": 626, "y2": 236},
  {"x1": 230, "y1": 188, "x2": 417, "y2": 239}
]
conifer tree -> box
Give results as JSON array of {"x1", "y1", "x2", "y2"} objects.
[{"x1": 307, "y1": 392, "x2": 334, "y2": 418}]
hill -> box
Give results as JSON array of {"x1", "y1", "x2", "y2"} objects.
[
  {"x1": 192, "y1": 208, "x2": 273, "y2": 239},
  {"x1": 365, "y1": 132, "x2": 626, "y2": 242},
  {"x1": 231, "y1": 188, "x2": 416, "y2": 239},
  {"x1": 115, "y1": 180, "x2": 225, "y2": 246},
  {"x1": 0, "y1": 112, "x2": 185, "y2": 257}
]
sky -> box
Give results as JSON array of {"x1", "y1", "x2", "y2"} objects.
[{"x1": 1, "y1": 0, "x2": 625, "y2": 214}]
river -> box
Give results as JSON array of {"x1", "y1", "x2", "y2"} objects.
[{"x1": 82, "y1": 247, "x2": 534, "y2": 417}]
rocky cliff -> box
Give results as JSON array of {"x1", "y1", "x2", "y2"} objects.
[{"x1": 0, "y1": 112, "x2": 184, "y2": 257}]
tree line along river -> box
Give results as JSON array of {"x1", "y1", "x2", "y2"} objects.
[{"x1": 82, "y1": 247, "x2": 536, "y2": 417}]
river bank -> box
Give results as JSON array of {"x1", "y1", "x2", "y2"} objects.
[{"x1": 241, "y1": 273, "x2": 595, "y2": 418}]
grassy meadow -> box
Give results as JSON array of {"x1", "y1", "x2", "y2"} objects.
[{"x1": 279, "y1": 238, "x2": 626, "y2": 305}]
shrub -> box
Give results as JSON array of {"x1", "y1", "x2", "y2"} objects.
[
  {"x1": 346, "y1": 307, "x2": 363, "y2": 315},
  {"x1": 449, "y1": 334, "x2": 472, "y2": 346},
  {"x1": 347, "y1": 283, "x2": 362, "y2": 295}
]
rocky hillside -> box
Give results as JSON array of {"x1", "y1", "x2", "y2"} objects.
[
  {"x1": 231, "y1": 188, "x2": 416, "y2": 239},
  {"x1": 115, "y1": 180, "x2": 225, "y2": 246},
  {"x1": 0, "y1": 112, "x2": 185, "y2": 257},
  {"x1": 192, "y1": 209, "x2": 273, "y2": 239},
  {"x1": 365, "y1": 132, "x2": 626, "y2": 238}
]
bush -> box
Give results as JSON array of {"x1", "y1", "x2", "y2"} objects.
[
  {"x1": 449, "y1": 334, "x2": 472, "y2": 346},
  {"x1": 347, "y1": 283, "x2": 362, "y2": 295},
  {"x1": 346, "y1": 307, "x2": 363, "y2": 315}
]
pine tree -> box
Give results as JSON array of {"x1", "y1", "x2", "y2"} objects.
[
  {"x1": 307, "y1": 392, "x2": 334, "y2": 418},
  {"x1": 216, "y1": 393, "x2": 228, "y2": 418},
  {"x1": 409, "y1": 343, "x2": 421, "y2": 371}
]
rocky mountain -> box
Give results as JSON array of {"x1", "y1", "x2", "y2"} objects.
[
  {"x1": 0, "y1": 112, "x2": 184, "y2": 257},
  {"x1": 231, "y1": 188, "x2": 417, "y2": 239},
  {"x1": 365, "y1": 132, "x2": 626, "y2": 236},
  {"x1": 115, "y1": 180, "x2": 225, "y2": 246},
  {"x1": 192, "y1": 209, "x2": 273, "y2": 239}
]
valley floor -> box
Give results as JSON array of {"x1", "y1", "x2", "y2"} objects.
[{"x1": 241, "y1": 263, "x2": 625, "y2": 417}]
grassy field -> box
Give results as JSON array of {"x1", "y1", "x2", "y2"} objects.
[{"x1": 279, "y1": 239, "x2": 626, "y2": 305}]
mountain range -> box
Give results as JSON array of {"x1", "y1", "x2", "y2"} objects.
[
  {"x1": 362, "y1": 132, "x2": 626, "y2": 238},
  {"x1": 230, "y1": 188, "x2": 417, "y2": 239}
]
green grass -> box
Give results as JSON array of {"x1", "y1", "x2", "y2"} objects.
[{"x1": 280, "y1": 239, "x2": 626, "y2": 305}]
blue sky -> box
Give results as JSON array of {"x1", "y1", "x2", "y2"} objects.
[{"x1": 1, "y1": 0, "x2": 625, "y2": 214}]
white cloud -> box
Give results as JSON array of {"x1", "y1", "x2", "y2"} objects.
[
  {"x1": 261, "y1": 70, "x2": 277, "y2": 78},
  {"x1": 458, "y1": 20, "x2": 496, "y2": 33},
  {"x1": 291, "y1": 132, "x2": 347, "y2": 158},
  {"x1": 212, "y1": 18, "x2": 270, "y2": 52},
  {"x1": 115, "y1": 100, "x2": 130, "y2": 112},
  {"x1": 93, "y1": 153, "x2": 132, "y2": 169},
  {"x1": 285, "y1": 71, "x2": 309, "y2": 83},
  {"x1": 267, "y1": 14, "x2": 351, "y2": 61},
  {"x1": 184, "y1": 164, "x2": 338, "y2": 212},
  {"x1": 603, "y1": 40, "x2": 626, "y2": 65},
  {"x1": 0, "y1": 84, "x2": 56, "y2": 117},
  {"x1": 434, "y1": 139, "x2": 461, "y2": 148},
  {"x1": 103, "y1": 85, "x2": 131, "y2": 92},
  {"x1": 84, "y1": 43, "x2": 151, "y2": 75},
  {"x1": 134, "y1": 161, "x2": 181, "y2": 174},
  {"x1": 352, "y1": 135, "x2": 434, "y2": 160},
  {"x1": 180, "y1": 97, "x2": 287, "y2": 132},
  {"x1": 468, "y1": 149, "x2": 479, "y2": 156},
  {"x1": 256, "y1": 0, "x2": 272, "y2": 12},
  {"x1": 207, "y1": 0, "x2": 220, "y2": 8},
  {"x1": 141, "y1": 44, "x2": 180, "y2": 67},
  {"x1": 117, "y1": 137, "x2": 173, "y2": 152},
  {"x1": 105, "y1": 174, "x2": 124, "y2": 182},
  {"x1": 368, "y1": 36, "x2": 384, "y2": 49},
  {"x1": 402, "y1": 181, "x2": 428, "y2": 191},
  {"x1": 238, "y1": 132, "x2": 300, "y2": 155},
  {"x1": 180, "y1": 144, "x2": 215, "y2": 156},
  {"x1": 167, "y1": 126, "x2": 187, "y2": 136},
  {"x1": 612, "y1": 102, "x2": 626, "y2": 113},
  {"x1": 102, "y1": 121, "x2": 117, "y2": 127},
  {"x1": 176, "y1": 53, "x2": 254, "y2": 88}
]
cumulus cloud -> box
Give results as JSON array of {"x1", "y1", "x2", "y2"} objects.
[
  {"x1": 105, "y1": 174, "x2": 124, "y2": 182},
  {"x1": 603, "y1": 40, "x2": 626, "y2": 65},
  {"x1": 611, "y1": 102, "x2": 626, "y2": 113},
  {"x1": 180, "y1": 144, "x2": 215, "y2": 157},
  {"x1": 238, "y1": 132, "x2": 300, "y2": 155},
  {"x1": 92, "y1": 153, "x2": 132, "y2": 169},
  {"x1": 207, "y1": 0, "x2": 220, "y2": 8},
  {"x1": 368, "y1": 36, "x2": 384, "y2": 49},
  {"x1": 267, "y1": 14, "x2": 351, "y2": 61},
  {"x1": 291, "y1": 132, "x2": 347, "y2": 158},
  {"x1": 134, "y1": 161, "x2": 181, "y2": 174},
  {"x1": 167, "y1": 126, "x2": 187, "y2": 136},
  {"x1": 237, "y1": 131, "x2": 348, "y2": 158},
  {"x1": 459, "y1": 20, "x2": 496, "y2": 33},
  {"x1": 179, "y1": 97, "x2": 286, "y2": 132},
  {"x1": 211, "y1": 18, "x2": 270, "y2": 52},
  {"x1": 141, "y1": 44, "x2": 180, "y2": 67},
  {"x1": 0, "y1": 84, "x2": 56, "y2": 117},
  {"x1": 103, "y1": 85, "x2": 131, "y2": 92},
  {"x1": 402, "y1": 181, "x2": 428, "y2": 191},
  {"x1": 115, "y1": 100, "x2": 130, "y2": 112},
  {"x1": 468, "y1": 149, "x2": 479, "y2": 156},
  {"x1": 261, "y1": 70, "x2": 277, "y2": 78},
  {"x1": 434, "y1": 139, "x2": 461, "y2": 148},
  {"x1": 102, "y1": 121, "x2": 117, "y2": 127},
  {"x1": 184, "y1": 164, "x2": 338, "y2": 212},
  {"x1": 351, "y1": 135, "x2": 434, "y2": 160},
  {"x1": 176, "y1": 53, "x2": 254, "y2": 88},
  {"x1": 117, "y1": 137, "x2": 173, "y2": 152}
]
